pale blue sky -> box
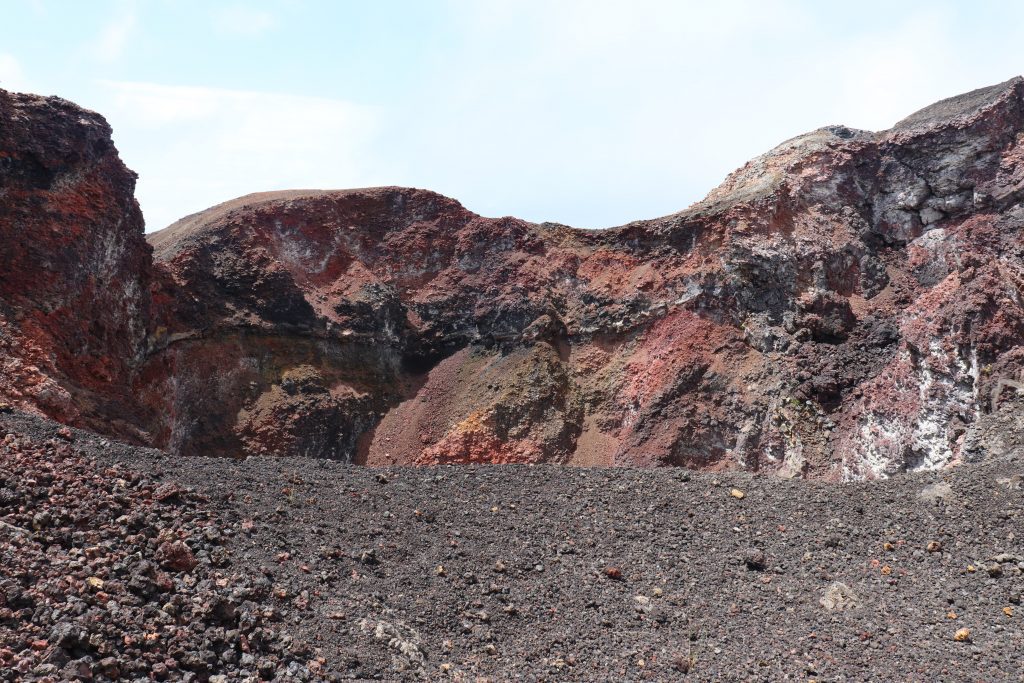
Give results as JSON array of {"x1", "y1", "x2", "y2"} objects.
[{"x1": 2, "y1": 1, "x2": 1023, "y2": 231}]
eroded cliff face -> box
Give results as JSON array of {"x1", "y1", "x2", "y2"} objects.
[
  {"x1": 3, "y1": 79, "x2": 1024, "y2": 478},
  {"x1": 0, "y1": 90, "x2": 158, "y2": 439}
]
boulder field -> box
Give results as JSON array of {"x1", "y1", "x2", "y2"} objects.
[{"x1": 3, "y1": 78, "x2": 1024, "y2": 478}]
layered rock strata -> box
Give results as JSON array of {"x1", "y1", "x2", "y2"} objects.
[{"x1": 3, "y1": 79, "x2": 1024, "y2": 478}]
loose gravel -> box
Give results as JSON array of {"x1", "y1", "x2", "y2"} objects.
[{"x1": 1, "y1": 412, "x2": 1022, "y2": 681}]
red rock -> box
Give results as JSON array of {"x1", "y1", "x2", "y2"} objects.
[
  {"x1": 153, "y1": 482, "x2": 185, "y2": 502},
  {"x1": 4, "y1": 79, "x2": 1024, "y2": 478},
  {"x1": 604, "y1": 566, "x2": 624, "y2": 581},
  {"x1": 0, "y1": 89, "x2": 158, "y2": 441},
  {"x1": 155, "y1": 541, "x2": 197, "y2": 572}
]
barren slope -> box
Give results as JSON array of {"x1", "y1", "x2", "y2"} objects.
[{"x1": 2, "y1": 411, "x2": 1022, "y2": 681}]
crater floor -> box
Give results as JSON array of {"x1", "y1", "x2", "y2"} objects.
[{"x1": 2, "y1": 412, "x2": 1021, "y2": 681}]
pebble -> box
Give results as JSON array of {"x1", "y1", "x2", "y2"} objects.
[{"x1": 743, "y1": 549, "x2": 768, "y2": 571}]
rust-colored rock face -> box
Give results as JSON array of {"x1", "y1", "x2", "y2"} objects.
[
  {"x1": 4, "y1": 79, "x2": 1024, "y2": 479},
  {"x1": 0, "y1": 90, "x2": 156, "y2": 439}
]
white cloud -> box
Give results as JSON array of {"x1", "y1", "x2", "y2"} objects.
[
  {"x1": 28, "y1": 1, "x2": 1022, "y2": 233},
  {"x1": 214, "y1": 5, "x2": 276, "y2": 37},
  {"x1": 813, "y1": 10, "x2": 960, "y2": 131},
  {"x1": 0, "y1": 54, "x2": 27, "y2": 92},
  {"x1": 95, "y1": 81, "x2": 381, "y2": 231},
  {"x1": 384, "y1": 0, "x2": 1022, "y2": 228},
  {"x1": 90, "y1": 2, "x2": 137, "y2": 63},
  {"x1": 388, "y1": 0, "x2": 819, "y2": 227}
]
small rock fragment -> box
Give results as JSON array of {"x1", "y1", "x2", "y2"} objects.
[
  {"x1": 96, "y1": 657, "x2": 120, "y2": 679},
  {"x1": 729, "y1": 488, "x2": 746, "y2": 500},
  {"x1": 743, "y1": 549, "x2": 768, "y2": 571},
  {"x1": 154, "y1": 482, "x2": 185, "y2": 502},
  {"x1": 820, "y1": 582, "x2": 860, "y2": 611},
  {"x1": 155, "y1": 540, "x2": 198, "y2": 572},
  {"x1": 996, "y1": 474, "x2": 1022, "y2": 491},
  {"x1": 919, "y1": 481, "x2": 954, "y2": 503},
  {"x1": 990, "y1": 553, "x2": 1024, "y2": 564}
]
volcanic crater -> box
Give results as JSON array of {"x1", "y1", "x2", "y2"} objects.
[
  {"x1": 5, "y1": 78, "x2": 1024, "y2": 479},
  {"x1": 2, "y1": 78, "x2": 1024, "y2": 682}
]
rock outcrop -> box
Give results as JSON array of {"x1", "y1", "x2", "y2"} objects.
[
  {"x1": 0, "y1": 90, "x2": 157, "y2": 439},
  {"x1": 3, "y1": 78, "x2": 1024, "y2": 478}
]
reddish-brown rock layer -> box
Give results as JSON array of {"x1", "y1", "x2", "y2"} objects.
[
  {"x1": 3, "y1": 79, "x2": 1024, "y2": 479},
  {"x1": 0, "y1": 90, "x2": 157, "y2": 440}
]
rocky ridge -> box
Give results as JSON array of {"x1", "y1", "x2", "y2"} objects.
[{"x1": 3, "y1": 79, "x2": 1024, "y2": 478}]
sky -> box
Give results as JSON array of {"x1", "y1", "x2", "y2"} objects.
[{"x1": 1, "y1": 1, "x2": 1023, "y2": 232}]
